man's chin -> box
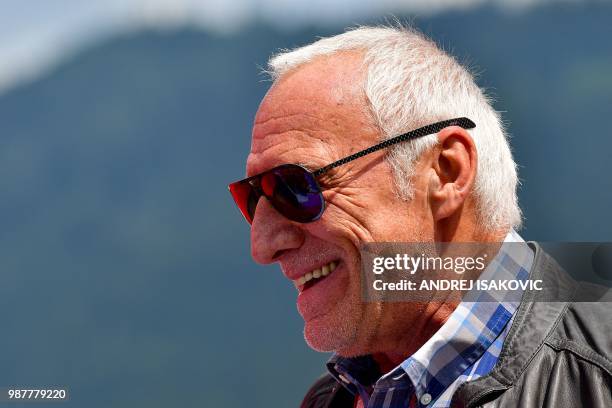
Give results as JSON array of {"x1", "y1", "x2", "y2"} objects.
[{"x1": 303, "y1": 314, "x2": 358, "y2": 352}]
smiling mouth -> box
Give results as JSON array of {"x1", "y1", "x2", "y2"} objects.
[{"x1": 293, "y1": 260, "x2": 339, "y2": 291}]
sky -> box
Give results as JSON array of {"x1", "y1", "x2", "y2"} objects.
[{"x1": 0, "y1": 0, "x2": 586, "y2": 95}]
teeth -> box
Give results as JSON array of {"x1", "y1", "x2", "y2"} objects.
[
  {"x1": 321, "y1": 265, "x2": 329, "y2": 276},
  {"x1": 293, "y1": 261, "x2": 338, "y2": 288}
]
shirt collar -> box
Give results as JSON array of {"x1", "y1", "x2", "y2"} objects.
[{"x1": 327, "y1": 229, "x2": 534, "y2": 405}]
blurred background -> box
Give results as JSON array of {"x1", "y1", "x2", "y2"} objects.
[{"x1": 0, "y1": 0, "x2": 611, "y2": 406}]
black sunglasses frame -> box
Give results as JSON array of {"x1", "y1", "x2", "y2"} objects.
[{"x1": 229, "y1": 117, "x2": 476, "y2": 224}]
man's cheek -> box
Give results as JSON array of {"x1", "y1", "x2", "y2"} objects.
[{"x1": 321, "y1": 203, "x2": 374, "y2": 244}]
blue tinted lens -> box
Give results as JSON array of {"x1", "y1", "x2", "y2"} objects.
[{"x1": 269, "y1": 165, "x2": 324, "y2": 223}]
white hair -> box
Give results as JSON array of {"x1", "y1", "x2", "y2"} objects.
[{"x1": 267, "y1": 25, "x2": 522, "y2": 231}]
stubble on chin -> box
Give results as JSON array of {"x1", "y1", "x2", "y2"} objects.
[
  {"x1": 302, "y1": 253, "x2": 388, "y2": 355},
  {"x1": 302, "y1": 285, "x2": 371, "y2": 353},
  {"x1": 304, "y1": 299, "x2": 386, "y2": 358}
]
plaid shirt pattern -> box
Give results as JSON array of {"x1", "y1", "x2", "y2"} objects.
[{"x1": 327, "y1": 230, "x2": 533, "y2": 408}]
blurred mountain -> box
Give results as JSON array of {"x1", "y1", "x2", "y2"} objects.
[{"x1": 0, "y1": 2, "x2": 611, "y2": 407}]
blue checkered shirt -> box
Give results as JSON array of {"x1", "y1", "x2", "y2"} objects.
[{"x1": 327, "y1": 230, "x2": 533, "y2": 407}]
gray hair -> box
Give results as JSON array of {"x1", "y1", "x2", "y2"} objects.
[{"x1": 267, "y1": 25, "x2": 522, "y2": 231}]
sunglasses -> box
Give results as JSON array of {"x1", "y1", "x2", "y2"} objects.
[{"x1": 229, "y1": 117, "x2": 475, "y2": 225}]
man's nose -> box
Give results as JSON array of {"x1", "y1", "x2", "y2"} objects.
[{"x1": 251, "y1": 197, "x2": 305, "y2": 264}]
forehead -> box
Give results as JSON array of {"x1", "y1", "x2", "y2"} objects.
[{"x1": 247, "y1": 52, "x2": 372, "y2": 176}]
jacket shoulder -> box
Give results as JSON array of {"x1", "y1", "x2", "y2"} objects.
[{"x1": 547, "y1": 285, "x2": 612, "y2": 374}]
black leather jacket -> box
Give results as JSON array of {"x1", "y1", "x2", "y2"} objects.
[{"x1": 301, "y1": 244, "x2": 612, "y2": 408}]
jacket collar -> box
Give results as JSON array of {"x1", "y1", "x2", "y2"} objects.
[{"x1": 450, "y1": 243, "x2": 575, "y2": 408}]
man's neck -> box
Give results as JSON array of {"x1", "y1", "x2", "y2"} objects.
[
  {"x1": 371, "y1": 299, "x2": 458, "y2": 371},
  {"x1": 370, "y1": 226, "x2": 511, "y2": 372}
]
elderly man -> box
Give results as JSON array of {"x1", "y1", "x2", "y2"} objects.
[{"x1": 229, "y1": 26, "x2": 611, "y2": 407}]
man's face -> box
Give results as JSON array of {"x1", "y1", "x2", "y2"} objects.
[{"x1": 247, "y1": 52, "x2": 434, "y2": 355}]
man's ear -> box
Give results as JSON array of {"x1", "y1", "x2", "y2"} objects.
[{"x1": 428, "y1": 126, "x2": 477, "y2": 221}]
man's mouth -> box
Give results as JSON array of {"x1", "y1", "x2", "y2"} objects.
[{"x1": 293, "y1": 260, "x2": 338, "y2": 291}]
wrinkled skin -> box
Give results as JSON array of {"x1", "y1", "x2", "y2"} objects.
[{"x1": 246, "y1": 51, "x2": 503, "y2": 365}]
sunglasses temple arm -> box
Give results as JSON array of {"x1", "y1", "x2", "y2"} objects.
[{"x1": 313, "y1": 117, "x2": 475, "y2": 177}]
